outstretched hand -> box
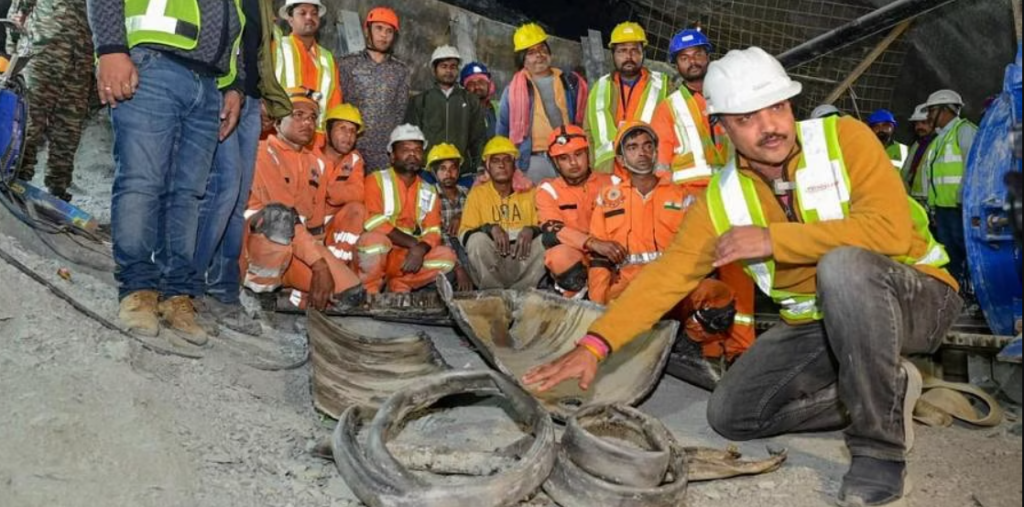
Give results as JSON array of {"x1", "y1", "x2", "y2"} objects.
[{"x1": 521, "y1": 346, "x2": 599, "y2": 392}]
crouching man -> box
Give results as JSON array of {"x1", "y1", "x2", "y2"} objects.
[
  {"x1": 359, "y1": 125, "x2": 457, "y2": 293},
  {"x1": 524, "y1": 47, "x2": 960, "y2": 507},
  {"x1": 243, "y1": 89, "x2": 366, "y2": 310},
  {"x1": 459, "y1": 136, "x2": 546, "y2": 289}
]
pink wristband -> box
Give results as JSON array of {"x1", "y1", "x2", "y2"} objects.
[{"x1": 577, "y1": 334, "x2": 610, "y2": 359}]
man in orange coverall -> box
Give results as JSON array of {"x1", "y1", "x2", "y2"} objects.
[
  {"x1": 537, "y1": 125, "x2": 619, "y2": 295},
  {"x1": 317, "y1": 103, "x2": 370, "y2": 266},
  {"x1": 359, "y1": 124, "x2": 457, "y2": 293},
  {"x1": 242, "y1": 89, "x2": 366, "y2": 311},
  {"x1": 588, "y1": 121, "x2": 755, "y2": 360}
]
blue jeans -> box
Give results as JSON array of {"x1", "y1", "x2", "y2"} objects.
[
  {"x1": 111, "y1": 47, "x2": 222, "y2": 300},
  {"x1": 191, "y1": 97, "x2": 261, "y2": 304},
  {"x1": 933, "y1": 206, "x2": 967, "y2": 286}
]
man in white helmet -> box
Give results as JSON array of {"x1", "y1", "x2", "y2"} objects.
[
  {"x1": 901, "y1": 103, "x2": 937, "y2": 204},
  {"x1": 523, "y1": 47, "x2": 960, "y2": 507},
  {"x1": 360, "y1": 124, "x2": 457, "y2": 293},
  {"x1": 405, "y1": 45, "x2": 487, "y2": 178},
  {"x1": 810, "y1": 103, "x2": 841, "y2": 120},
  {"x1": 921, "y1": 89, "x2": 978, "y2": 286}
]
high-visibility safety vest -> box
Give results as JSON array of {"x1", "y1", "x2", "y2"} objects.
[
  {"x1": 666, "y1": 86, "x2": 726, "y2": 185},
  {"x1": 588, "y1": 70, "x2": 670, "y2": 170},
  {"x1": 125, "y1": 0, "x2": 244, "y2": 89},
  {"x1": 706, "y1": 116, "x2": 950, "y2": 322},
  {"x1": 885, "y1": 142, "x2": 909, "y2": 170},
  {"x1": 364, "y1": 169, "x2": 442, "y2": 239},
  {"x1": 275, "y1": 34, "x2": 337, "y2": 131},
  {"x1": 922, "y1": 117, "x2": 974, "y2": 208},
  {"x1": 903, "y1": 139, "x2": 933, "y2": 201}
]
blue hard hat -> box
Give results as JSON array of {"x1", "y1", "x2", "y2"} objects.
[
  {"x1": 668, "y1": 29, "x2": 712, "y2": 62},
  {"x1": 460, "y1": 62, "x2": 491, "y2": 86},
  {"x1": 867, "y1": 109, "x2": 897, "y2": 127}
]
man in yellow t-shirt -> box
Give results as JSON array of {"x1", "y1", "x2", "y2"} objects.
[{"x1": 459, "y1": 137, "x2": 545, "y2": 289}]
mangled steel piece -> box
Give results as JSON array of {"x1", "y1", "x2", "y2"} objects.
[
  {"x1": 439, "y1": 278, "x2": 678, "y2": 420},
  {"x1": 561, "y1": 404, "x2": 673, "y2": 488},
  {"x1": 683, "y1": 446, "x2": 788, "y2": 482},
  {"x1": 282, "y1": 291, "x2": 452, "y2": 326},
  {"x1": 308, "y1": 311, "x2": 449, "y2": 418},
  {"x1": 331, "y1": 370, "x2": 557, "y2": 507}
]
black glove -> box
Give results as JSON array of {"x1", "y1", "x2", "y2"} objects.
[
  {"x1": 695, "y1": 302, "x2": 737, "y2": 334},
  {"x1": 249, "y1": 203, "x2": 297, "y2": 245}
]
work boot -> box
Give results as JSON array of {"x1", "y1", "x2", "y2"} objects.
[
  {"x1": 202, "y1": 296, "x2": 263, "y2": 337},
  {"x1": 190, "y1": 298, "x2": 222, "y2": 338},
  {"x1": 837, "y1": 457, "x2": 908, "y2": 507},
  {"x1": 48, "y1": 187, "x2": 72, "y2": 202},
  {"x1": 900, "y1": 359, "x2": 923, "y2": 453},
  {"x1": 118, "y1": 290, "x2": 160, "y2": 337},
  {"x1": 158, "y1": 296, "x2": 209, "y2": 346}
]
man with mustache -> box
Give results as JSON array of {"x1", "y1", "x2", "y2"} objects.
[
  {"x1": 901, "y1": 103, "x2": 936, "y2": 205},
  {"x1": 274, "y1": 0, "x2": 342, "y2": 147},
  {"x1": 525, "y1": 47, "x2": 958, "y2": 507},
  {"x1": 867, "y1": 109, "x2": 909, "y2": 170},
  {"x1": 585, "y1": 22, "x2": 670, "y2": 174},
  {"x1": 650, "y1": 28, "x2": 728, "y2": 187}
]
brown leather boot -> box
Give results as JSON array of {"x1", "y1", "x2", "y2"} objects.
[
  {"x1": 158, "y1": 296, "x2": 209, "y2": 346},
  {"x1": 118, "y1": 290, "x2": 160, "y2": 337}
]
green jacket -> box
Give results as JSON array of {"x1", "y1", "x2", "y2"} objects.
[
  {"x1": 256, "y1": 0, "x2": 290, "y2": 119},
  {"x1": 404, "y1": 86, "x2": 487, "y2": 175}
]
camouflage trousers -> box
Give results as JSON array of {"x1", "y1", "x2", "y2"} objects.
[{"x1": 17, "y1": 31, "x2": 94, "y2": 193}]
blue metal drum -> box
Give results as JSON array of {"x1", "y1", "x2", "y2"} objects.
[{"x1": 964, "y1": 45, "x2": 1023, "y2": 336}]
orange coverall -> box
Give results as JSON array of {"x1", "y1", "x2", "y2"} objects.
[
  {"x1": 361, "y1": 169, "x2": 457, "y2": 293},
  {"x1": 242, "y1": 136, "x2": 365, "y2": 308},
  {"x1": 588, "y1": 173, "x2": 755, "y2": 359},
  {"x1": 536, "y1": 172, "x2": 616, "y2": 289},
  {"x1": 649, "y1": 87, "x2": 728, "y2": 184}
]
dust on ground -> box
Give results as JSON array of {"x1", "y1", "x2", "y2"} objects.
[{"x1": 1, "y1": 116, "x2": 1020, "y2": 507}]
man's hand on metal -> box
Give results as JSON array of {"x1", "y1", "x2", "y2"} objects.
[
  {"x1": 522, "y1": 345, "x2": 599, "y2": 392},
  {"x1": 309, "y1": 259, "x2": 336, "y2": 311},
  {"x1": 713, "y1": 226, "x2": 772, "y2": 268},
  {"x1": 219, "y1": 90, "x2": 244, "y2": 141},
  {"x1": 514, "y1": 228, "x2": 535, "y2": 260},
  {"x1": 454, "y1": 265, "x2": 474, "y2": 292},
  {"x1": 401, "y1": 242, "x2": 429, "y2": 273},
  {"x1": 490, "y1": 224, "x2": 511, "y2": 257},
  {"x1": 587, "y1": 238, "x2": 628, "y2": 265},
  {"x1": 96, "y1": 53, "x2": 138, "y2": 108}
]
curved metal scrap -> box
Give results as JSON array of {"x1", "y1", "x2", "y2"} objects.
[
  {"x1": 562, "y1": 404, "x2": 673, "y2": 488},
  {"x1": 308, "y1": 311, "x2": 449, "y2": 418},
  {"x1": 331, "y1": 370, "x2": 557, "y2": 507},
  {"x1": 439, "y1": 278, "x2": 678, "y2": 420},
  {"x1": 281, "y1": 292, "x2": 452, "y2": 326},
  {"x1": 544, "y1": 444, "x2": 688, "y2": 507}
]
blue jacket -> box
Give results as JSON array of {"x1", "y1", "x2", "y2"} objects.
[{"x1": 497, "y1": 70, "x2": 585, "y2": 170}]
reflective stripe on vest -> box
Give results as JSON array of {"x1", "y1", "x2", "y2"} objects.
[
  {"x1": 365, "y1": 169, "x2": 437, "y2": 238},
  {"x1": 667, "y1": 88, "x2": 714, "y2": 185},
  {"x1": 125, "y1": 0, "x2": 201, "y2": 50},
  {"x1": 621, "y1": 251, "x2": 662, "y2": 267},
  {"x1": 924, "y1": 117, "x2": 971, "y2": 208},
  {"x1": 706, "y1": 116, "x2": 949, "y2": 322},
  {"x1": 886, "y1": 142, "x2": 909, "y2": 170},
  {"x1": 275, "y1": 35, "x2": 336, "y2": 131},
  {"x1": 589, "y1": 71, "x2": 668, "y2": 169},
  {"x1": 216, "y1": 0, "x2": 245, "y2": 89}
]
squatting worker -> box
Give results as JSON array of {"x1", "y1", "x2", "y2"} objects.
[{"x1": 523, "y1": 47, "x2": 960, "y2": 507}]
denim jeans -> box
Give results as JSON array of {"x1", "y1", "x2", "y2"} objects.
[
  {"x1": 707, "y1": 247, "x2": 962, "y2": 462},
  {"x1": 110, "y1": 47, "x2": 222, "y2": 300},
  {"x1": 933, "y1": 206, "x2": 967, "y2": 287},
  {"x1": 191, "y1": 97, "x2": 262, "y2": 305}
]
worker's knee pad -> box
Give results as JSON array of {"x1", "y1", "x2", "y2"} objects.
[
  {"x1": 554, "y1": 262, "x2": 588, "y2": 292},
  {"x1": 250, "y1": 203, "x2": 298, "y2": 245}
]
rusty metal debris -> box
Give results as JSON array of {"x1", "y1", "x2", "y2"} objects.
[
  {"x1": 308, "y1": 311, "x2": 449, "y2": 418},
  {"x1": 280, "y1": 291, "x2": 452, "y2": 326},
  {"x1": 440, "y1": 277, "x2": 677, "y2": 420},
  {"x1": 561, "y1": 404, "x2": 674, "y2": 488},
  {"x1": 331, "y1": 370, "x2": 556, "y2": 507}
]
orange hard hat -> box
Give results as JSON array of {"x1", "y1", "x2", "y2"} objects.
[
  {"x1": 614, "y1": 120, "x2": 659, "y2": 155},
  {"x1": 365, "y1": 7, "x2": 399, "y2": 31},
  {"x1": 547, "y1": 125, "x2": 589, "y2": 158}
]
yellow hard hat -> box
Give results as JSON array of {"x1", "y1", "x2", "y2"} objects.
[
  {"x1": 0, "y1": 56, "x2": 8, "y2": 74},
  {"x1": 426, "y1": 143, "x2": 463, "y2": 169},
  {"x1": 325, "y1": 103, "x2": 364, "y2": 133},
  {"x1": 483, "y1": 136, "x2": 519, "y2": 160},
  {"x1": 514, "y1": 23, "x2": 548, "y2": 52},
  {"x1": 609, "y1": 22, "x2": 647, "y2": 48}
]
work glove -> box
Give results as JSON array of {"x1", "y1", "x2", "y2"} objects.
[{"x1": 249, "y1": 203, "x2": 297, "y2": 246}]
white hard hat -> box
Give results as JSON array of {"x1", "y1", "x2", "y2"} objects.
[
  {"x1": 431, "y1": 45, "x2": 462, "y2": 65},
  {"x1": 279, "y1": 0, "x2": 326, "y2": 19},
  {"x1": 388, "y1": 124, "x2": 428, "y2": 153},
  {"x1": 810, "y1": 104, "x2": 840, "y2": 119},
  {"x1": 908, "y1": 103, "x2": 929, "y2": 122},
  {"x1": 705, "y1": 46, "x2": 803, "y2": 115},
  {"x1": 923, "y1": 89, "x2": 964, "y2": 109}
]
